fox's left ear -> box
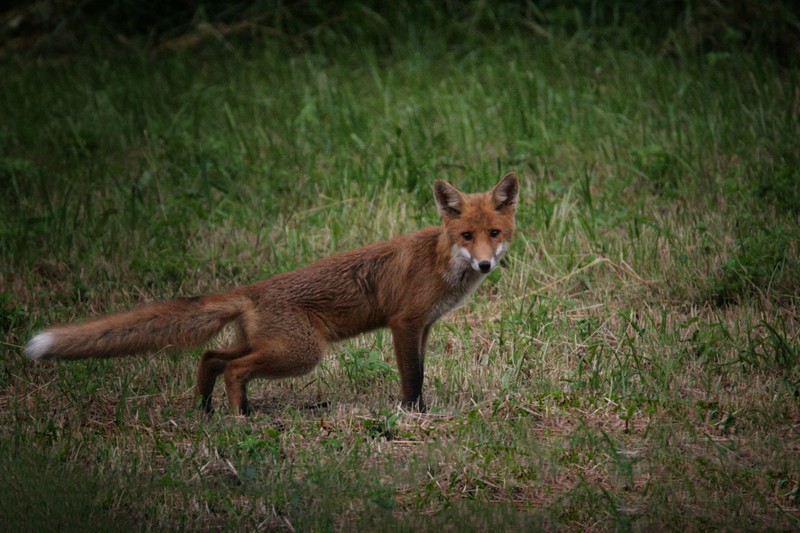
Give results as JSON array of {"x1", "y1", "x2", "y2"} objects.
[{"x1": 491, "y1": 172, "x2": 519, "y2": 212}]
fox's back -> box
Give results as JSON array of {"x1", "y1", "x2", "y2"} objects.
[{"x1": 239, "y1": 227, "x2": 445, "y2": 340}]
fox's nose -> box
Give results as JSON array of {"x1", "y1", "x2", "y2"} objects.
[{"x1": 478, "y1": 261, "x2": 492, "y2": 273}]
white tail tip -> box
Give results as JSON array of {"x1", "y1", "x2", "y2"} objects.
[{"x1": 24, "y1": 332, "x2": 55, "y2": 360}]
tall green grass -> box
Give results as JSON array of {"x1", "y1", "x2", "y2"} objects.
[{"x1": 2, "y1": 4, "x2": 799, "y2": 530}]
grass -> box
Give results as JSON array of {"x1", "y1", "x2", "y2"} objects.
[{"x1": 2, "y1": 5, "x2": 800, "y2": 530}]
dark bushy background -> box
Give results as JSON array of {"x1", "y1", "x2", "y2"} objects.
[{"x1": 2, "y1": 1, "x2": 799, "y2": 64}]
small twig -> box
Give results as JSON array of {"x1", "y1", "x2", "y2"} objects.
[
  {"x1": 225, "y1": 459, "x2": 238, "y2": 477},
  {"x1": 0, "y1": 340, "x2": 24, "y2": 349},
  {"x1": 528, "y1": 257, "x2": 606, "y2": 296},
  {"x1": 528, "y1": 256, "x2": 656, "y2": 297}
]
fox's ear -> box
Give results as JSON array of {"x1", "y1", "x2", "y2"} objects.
[
  {"x1": 491, "y1": 172, "x2": 519, "y2": 212},
  {"x1": 433, "y1": 180, "x2": 464, "y2": 218}
]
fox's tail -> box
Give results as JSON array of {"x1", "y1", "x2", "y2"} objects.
[{"x1": 24, "y1": 293, "x2": 248, "y2": 361}]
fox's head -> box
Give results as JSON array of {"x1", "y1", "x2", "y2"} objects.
[{"x1": 434, "y1": 172, "x2": 519, "y2": 275}]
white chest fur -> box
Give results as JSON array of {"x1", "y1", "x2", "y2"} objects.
[{"x1": 429, "y1": 258, "x2": 487, "y2": 324}]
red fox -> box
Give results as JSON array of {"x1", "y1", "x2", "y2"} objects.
[{"x1": 25, "y1": 173, "x2": 519, "y2": 414}]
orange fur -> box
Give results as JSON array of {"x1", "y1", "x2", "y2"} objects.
[{"x1": 25, "y1": 173, "x2": 519, "y2": 414}]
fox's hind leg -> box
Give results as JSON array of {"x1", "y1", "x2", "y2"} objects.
[
  {"x1": 196, "y1": 345, "x2": 250, "y2": 412},
  {"x1": 222, "y1": 332, "x2": 325, "y2": 415}
]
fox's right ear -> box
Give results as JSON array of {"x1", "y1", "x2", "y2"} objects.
[{"x1": 433, "y1": 180, "x2": 464, "y2": 218}]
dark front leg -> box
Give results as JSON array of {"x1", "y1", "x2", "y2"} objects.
[{"x1": 391, "y1": 323, "x2": 428, "y2": 412}]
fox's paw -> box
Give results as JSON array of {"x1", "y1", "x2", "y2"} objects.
[{"x1": 402, "y1": 397, "x2": 426, "y2": 413}]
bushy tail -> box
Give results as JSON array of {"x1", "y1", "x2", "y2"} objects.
[{"x1": 24, "y1": 293, "x2": 247, "y2": 361}]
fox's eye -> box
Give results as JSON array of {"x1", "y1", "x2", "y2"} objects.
[
  {"x1": 490, "y1": 229, "x2": 500, "y2": 238},
  {"x1": 461, "y1": 232, "x2": 473, "y2": 241}
]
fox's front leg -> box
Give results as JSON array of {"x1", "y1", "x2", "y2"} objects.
[{"x1": 391, "y1": 322, "x2": 429, "y2": 412}]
